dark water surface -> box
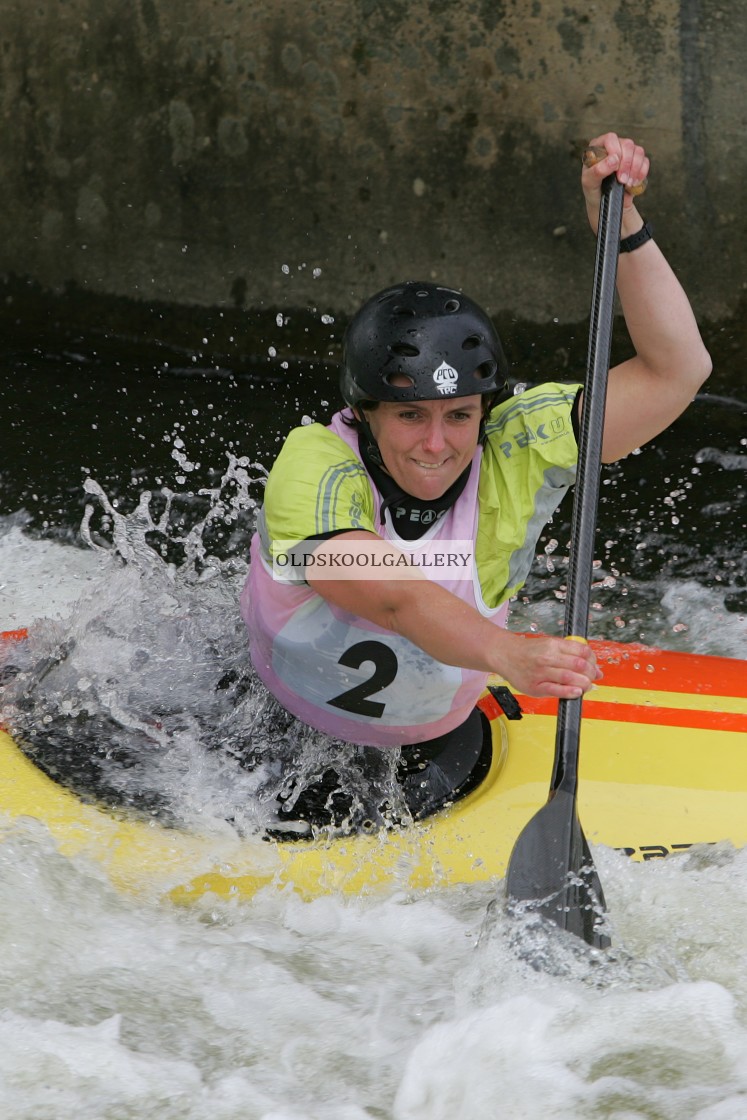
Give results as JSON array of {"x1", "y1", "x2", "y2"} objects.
[{"x1": 1, "y1": 284, "x2": 745, "y2": 615}]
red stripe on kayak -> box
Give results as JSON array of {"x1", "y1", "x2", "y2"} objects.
[
  {"x1": 510, "y1": 636, "x2": 747, "y2": 698},
  {"x1": 514, "y1": 695, "x2": 747, "y2": 733},
  {"x1": 590, "y1": 640, "x2": 747, "y2": 697},
  {"x1": 0, "y1": 629, "x2": 28, "y2": 643},
  {"x1": 477, "y1": 694, "x2": 505, "y2": 721}
]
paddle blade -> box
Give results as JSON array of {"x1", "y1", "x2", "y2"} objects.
[{"x1": 505, "y1": 791, "x2": 610, "y2": 949}]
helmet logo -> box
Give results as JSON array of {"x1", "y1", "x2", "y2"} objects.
[{"x1": 432, "y1": 361, "x2": 458, "y2": 395}]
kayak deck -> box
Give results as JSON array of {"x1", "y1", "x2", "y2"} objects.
[{"x1": 1, "y1": 639, "x2": 746, "y2": 903}]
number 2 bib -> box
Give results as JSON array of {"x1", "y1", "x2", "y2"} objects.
[{"x1": 242, "y1": 416, "x2": 508, "y2": 747}]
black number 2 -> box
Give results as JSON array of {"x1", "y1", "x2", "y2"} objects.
[{"x1": 328, "y1": 640, "x2": 399, "y2": 718}]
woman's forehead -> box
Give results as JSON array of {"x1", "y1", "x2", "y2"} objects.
[{"x1": 376, "y1": 395, "x2": 483, "y2": 414}]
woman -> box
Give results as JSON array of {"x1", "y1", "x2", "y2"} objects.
[{"x1": 241, "y1": 132, "x2": 711, "y2": 819}]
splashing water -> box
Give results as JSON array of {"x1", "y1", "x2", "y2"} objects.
[{"x1": 1, "y1": 455, "x2": 404, "y2": 840}]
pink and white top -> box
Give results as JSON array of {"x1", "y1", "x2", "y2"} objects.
[{"x1": 241, "y1": 413, "x2": 508, "y2": 747}]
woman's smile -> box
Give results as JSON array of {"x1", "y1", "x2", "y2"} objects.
[{"x1": 363, "y1": 396, "x2": 483, "y2": 500}]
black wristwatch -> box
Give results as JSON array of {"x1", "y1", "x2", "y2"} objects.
[{"x1": 620, "y1": 219, "x2": 654, "y2": 253}]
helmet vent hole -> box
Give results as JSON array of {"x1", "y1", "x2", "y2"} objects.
[
  {"x1": 383, "y1": 372, "x2": 415, "y2": 389},
  {"x1": 462, "y1": 334, "x2": 482, "y2": 351},
  {"x1": 474, "y1": 361, "x2": 497, "y2": 381},
  {"x1": 392, "y1": 305, "x2": 417, "y2": 318},
  {"x1": 390, "y1": 343, "x2": 420, "y2": 357},
  {"x1": 444, "y1": 298, "x2": 461, "y2": 313}
]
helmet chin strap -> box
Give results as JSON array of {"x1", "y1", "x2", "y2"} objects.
[
  {"x1": 478, "y1": 392, "x2": 500, "y2": 442},
  {"x1": 355, "y1": 407, "x2": 385, "y2": 468}
]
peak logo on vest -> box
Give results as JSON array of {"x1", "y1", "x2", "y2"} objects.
[
  {"x1": 432, "y1": 361, "x2": 458, "y2": 395},
  {"x1": 394, "y1": 506, "x2": 443, "y2": 525}
]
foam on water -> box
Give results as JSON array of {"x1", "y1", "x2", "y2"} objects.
[
  {"x1": 511, "y1": 564, "x2": 747, "y2": 658},
  {"x1": 3, "y1": 820, "x2": 747, "y2": 1119},
  {"x1": 404, "y1": 844, "x2": 747, "y2": 1120},
  {"x1": 0, "y1": 518, "x2": 111, "y2": 630},
  {"x1": 2, "y1": 467, "x2": 747, "y2": 1119}
]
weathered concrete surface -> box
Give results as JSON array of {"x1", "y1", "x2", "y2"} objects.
[{"x1": 1, "y1": 0, "x2": 745, "y2": 325}]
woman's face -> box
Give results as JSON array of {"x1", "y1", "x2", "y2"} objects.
[{"x1": 362, "y1": 395, "x2": 483, "y2": 500}]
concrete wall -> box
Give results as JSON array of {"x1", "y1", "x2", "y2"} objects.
[{"x1": 1, "y1": 0, "x2": 745, "y2": 325}]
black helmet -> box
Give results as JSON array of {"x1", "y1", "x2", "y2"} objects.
[{"x1": 341, "y1": 281, "x2": 509, "y2": 408}]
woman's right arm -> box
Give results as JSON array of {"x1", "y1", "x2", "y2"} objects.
[{"x1": 306, "y1": 531, "x2": 600, "y2": 699}]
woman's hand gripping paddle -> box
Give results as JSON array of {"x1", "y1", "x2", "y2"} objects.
[{"x1": 504, "y1": 170, "x2": 625, "y2": 949}]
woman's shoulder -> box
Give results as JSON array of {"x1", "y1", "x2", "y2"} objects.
[
  {"x1": 281, "y1": 418, "x2": 355, "y2": 454},
  {"x1": 486, "y1": 381, "x2": 581, "y2": 432},
  {"x1": 481, "y1": 381, "x2": 581, "y2": 471},
  {"x1": 272, "y1": 416, "x2": 364, "y2": 476},
  {"x1": 264, "y1": 415, "x2": 375, "y2": 540}
]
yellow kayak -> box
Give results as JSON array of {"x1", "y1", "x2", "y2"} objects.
[{"x1": 1, "y1": 636, "x2": 746, "y2": 904}]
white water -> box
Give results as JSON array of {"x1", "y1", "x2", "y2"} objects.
[{"x1": 2, "y1": 479, "x2": 747, "y2": 1119}]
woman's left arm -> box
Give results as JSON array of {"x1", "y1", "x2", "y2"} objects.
[{"x1": 581, "y1": 131, "x2": 712, "y2": 463}]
